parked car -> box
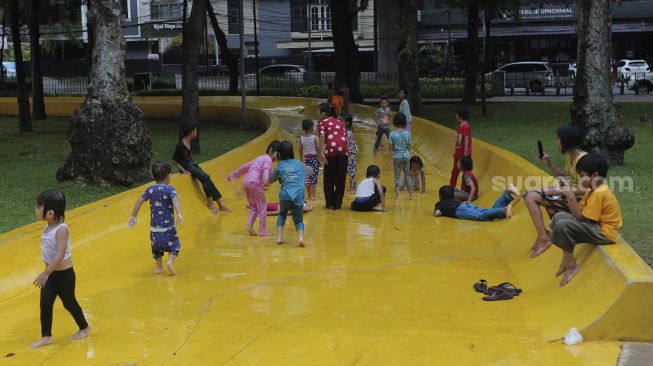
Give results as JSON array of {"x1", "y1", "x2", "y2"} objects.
[
  {"x1": 616, "y1": 59, "x2": 650, "y2": 81},
  {"x1": 2, "y1": 61, "x2": 16, "y2": 78},
  {"x1": 258, "y1": 64, "x2": 305, "y2": 82},
  {"x1": 626, "y1": 71, "x2": 653, "y2": 94},
  {"x1": 491, "y1": 62, "x2": 554, "y2": 92}
]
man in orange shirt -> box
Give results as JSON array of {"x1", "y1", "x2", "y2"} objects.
[{"x1": 532, "y1": 154, "x2": 622, "y2": 287}]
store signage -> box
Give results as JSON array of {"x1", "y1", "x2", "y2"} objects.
[
  {"x1": 141, "y1": 22, "x2": 183, "y2": 37},
  {"x1": 519, "y1": 6, "x2": 575, "y2": 20}
]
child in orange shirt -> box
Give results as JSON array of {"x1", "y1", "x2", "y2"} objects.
[{"x1": 532, "y1": 154, "x2": 622, "y2": 287}]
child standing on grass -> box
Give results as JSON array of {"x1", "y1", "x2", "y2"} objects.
[
  {"x1": 129, "y1": 162, "x2": 184, "y2": 276},
  {"x1": 450, "y1": 106, "x2": 473, "y2": 188},
  {"x1": 531, "y1": 154, "x2": 622, "y2": 287},
  {"x1": 454, "y1": 156, "x2": 479, "y2": 202},
  {"x1": 227, "y1": 141, "x2": 280, "y2": 236},
  {"x1": 172, "y1": 123, "x2": 230, "y2": 214},
  {"x1": 268, "y1": 141, "x2": 314, "y2": 247},
  {"x1": 351, "y1": 165, "x2": 387, "y2": 212},
  {"x1": 299, "y1": 120, "x2": 320, "y2": 201},
  {"x1": 389, "y1": 112, "x2": 413, "y2": 200},
  {"x1": 373, "y1": 97, "x2": 392, "y2": 151},
  {"x1": 342, "y1": 113, "x2": 358, "y2": 193},
  {"x1": 31, "y1": 189, "x2": 90, "y2": 349}
]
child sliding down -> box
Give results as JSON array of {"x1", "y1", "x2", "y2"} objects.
[
  {"x1": 268, "y1": 141, "x2": 314, "y2": 247},
  {"x1": 228, "y1": 141, "x2": 280, "y2": 236},
  {"x1": 434, "y1": 184, "x2": 521, "y2": 221}
]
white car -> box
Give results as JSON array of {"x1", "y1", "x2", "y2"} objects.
[
  {"x1": 616, "y1": 59, "x2": 650, "y2": 81},
  {"x1": 2, "y1": 61, "x2": 16, "y2": 78}
]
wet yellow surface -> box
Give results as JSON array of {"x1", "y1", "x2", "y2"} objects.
[{"x1": 0, "y1": 97, "x2": 652, "y2": 365}]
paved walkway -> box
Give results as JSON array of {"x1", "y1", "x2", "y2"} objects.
[{"x1": 365, "y1": 94, "x2": 653, "y2": 104}]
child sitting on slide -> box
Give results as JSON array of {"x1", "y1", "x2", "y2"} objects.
[
  {"x1": 350, "y1": 165, "x2": 386, "y2": 212},
  {"x1": 434, "y1": 184, "x2": 521, "y2": 221}
]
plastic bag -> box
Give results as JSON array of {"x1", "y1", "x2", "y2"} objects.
[{"x1": 564, "y1": 327, "x2": 583, "y2": 345}]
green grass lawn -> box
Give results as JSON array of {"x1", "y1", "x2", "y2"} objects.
[
  {"x1": 420, "y1": 102, "x2": 653, "y2": 265},
  {"x1": 0, "y1": 117, "x2": 260, "y2": 234}
]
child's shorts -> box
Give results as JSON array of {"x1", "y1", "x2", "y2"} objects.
[{"x1": 150, "y1": 227, "x2": 181, "y2": 259}]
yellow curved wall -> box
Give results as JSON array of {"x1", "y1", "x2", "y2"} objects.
[{"x1": 0, "y1": 97, "x2": 651, "y2": 365}]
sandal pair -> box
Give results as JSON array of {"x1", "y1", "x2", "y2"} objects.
[{"x1": 473, "y1": 279, "x2": 523, "y2": 301}]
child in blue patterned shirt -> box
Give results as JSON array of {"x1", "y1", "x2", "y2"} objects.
[{"x1": 129, "y1": 162, "x2": 184, "y2": 275}]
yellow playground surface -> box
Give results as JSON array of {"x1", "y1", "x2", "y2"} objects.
[{"x1": 0, "y1": 97, "x2": 652, "y2": 365}]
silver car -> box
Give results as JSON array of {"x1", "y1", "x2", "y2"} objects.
[{"x1": 493, "y1": 62, "x2": 554, "y2": 92}]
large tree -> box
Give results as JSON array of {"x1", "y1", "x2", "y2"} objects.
[
  {"x1": 207, "y1": 1, "x2": 238, "y2": 96},
  {"x1": 397, "y1": 0, "x2": 421, "y2": 115},
  {"x1": 328, "y1": 0, "x2": 366, "y2": 103},
  {"x1": 30, "y1": 0, "x2": 46, "y2": 120},
  {"x1": 447, "y1": 0, "x2": 481, "y2": 104},
  {"x1": 180, "y1": 0, "x2": 208, "y2": 152},
  {"x1": 570, "y1": 0, "x2": 633, "y2": 165},
  {"x1": 8, "y1": 0, "x2": 31, "y2": 131},
  {"x1": 57, "y1": 0, "x2": 151, "y2": 186}
]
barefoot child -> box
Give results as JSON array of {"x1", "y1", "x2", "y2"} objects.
[
  {"x1": 409, "y1": 156, "x2": 426, "y2": 194},
  {"x1": 299, "y1": 120, "x2": 319, "y2": 200},
  {"x1": 227, "y1": 141, "x2": 280, "y2": 236},
  {"x1": 434, "y1": 184, "x2": 520, "y2": 221},
  {"x1": 350, "y1": 165, "x2": 387, "y2": 212},
  {"x1": 450, "y1": 106, "x2": 472, "y2": 188},
  {"x1": 533, "y1": 154, "x2": 622, "y2": 287},
  {"x1": 268, "y1": 141, "x2": 314, "y2": 247},
  {"x1": 389, "y1": 112, "x2": 413, "y2": 200},
  {"x1": 373, "y1": 97, "x2": 392, "y2": 151},
  {"x1": 172, "y1": 123, "x2": 230, "y2": 214},
  {"x1": 342, "y1": 113, "x2": 358, "y2": 193},
  {"x1": 454, "y1": 156, "x2": 478, "y2": 202},
  {"x1": 31, "y1": 189, "x2": 90, "y2": 348},
  {"x1": 129, "y1": 162, "x2": 184, "y2": 276}
]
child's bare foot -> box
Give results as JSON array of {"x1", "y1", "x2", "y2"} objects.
[
  {"x1": 246, "y1": 226, "x2": 257, "y2": 236},
  {"x1": 70, "y1": 325, "x2": 91, "y2": 340},
  {"x1": 394, "y1": 192, "x2": 400, "y2": 200},
  {"x1": 218, "y1": 202, "x2": 232, "y2": 212},
  {"x1": 30, "y1": 336, "x2": 54, "y2": 349},
  {"x1": 555, "y1": 263, "x2": 567, "y2": 277},
  {"x1": 155, "y1": 267, "x2": 164, "y2": 274},
  {"x1": 408, "y1": 194, "x2": 413, "y2": 200},
  {"x1": 529, "y1": 240, "x2": 551, "y2": 258},
  {"x1": 560, "y1": 264, "x2": 580, "y2": 286},
  {"x1": 310, "y1": 196, "x2": 317, "y2": 201},
  {"x1": 167, "y1": 261, "x2": 176, "y2": 276},
  {"x1": 529, "y1": 235, "x2": 549, "y2": 253},
  {"x1": 504, "y1": 204, "x2": 513, "y2": 218},
  {"x1": 298, "y1": 239, "x2": 305, "y2": 247},
  {"x1": 507, "y1": 184, "x2": 522, "y2": 204},
  {"x1": 245, "y1": 204, "x2": 252, "y2": 209},
  {"x1": 276, "y1": 238, "x2": 284, "y2": 244},
  {"x1": 259, "y1": 231, "x2": 271, "y2": 237},
  {"x1": 208, "y1": 202, "x2": 219, "y2": 214}
]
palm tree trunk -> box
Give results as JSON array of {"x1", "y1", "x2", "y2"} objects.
[{"x1": 570, "y1": 0, "x2": 633, "y2": 165}]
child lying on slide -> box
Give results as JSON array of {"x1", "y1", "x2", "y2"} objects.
[{"x1": 434, "y1": 184, "x2": 521, "y2": 221}]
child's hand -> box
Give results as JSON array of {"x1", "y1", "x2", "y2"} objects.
[
  {"x1": 128, "y1": 216, "x2": 137, "y2": 228},
  {"x1": 540, "y1": 152, "x2": 551, "y2": 165},
  {"x1": 177, "y1": 214, "x2": 184, "y2": 226},
  {"x1": 33, "y1": 272, "x2": 49, "y2": 288}
]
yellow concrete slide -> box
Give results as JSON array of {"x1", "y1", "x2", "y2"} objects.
[{"x1": 0, "y1": 97, "x2": 651, "y2": 365}]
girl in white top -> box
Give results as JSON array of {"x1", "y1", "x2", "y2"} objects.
[
  {"x1": 299, "y1": 119, "x2": 320, "y2": 200},
  {"x1": 31, "y1": 189, "x2": 90, "y2": 349}
]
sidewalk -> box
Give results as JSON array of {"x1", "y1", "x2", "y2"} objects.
[{"x1": 364, "y1": 94, "x2": 653, "y2": 104}]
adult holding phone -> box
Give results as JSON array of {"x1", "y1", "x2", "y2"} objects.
[{"x1": 526, "y1": 124, "x2": 588, "y2": 258}]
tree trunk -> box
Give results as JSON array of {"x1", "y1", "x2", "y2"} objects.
[
  {"x1": 57, "y1": 0, "x2": 151, "y2": 186},
  {"x1": 480, "y1": 9, "x2": 491, "y2": 116},
  {"x1": 329, "y1": 0, "x2": 362, "y2": 103},
  {"x1": 30, "y1": 0, "x2": 46, "y2": 120},
  {"x1": 9, "y1": 0, "x2": 31, "y2": 131},
  {"x1": 570, "y1": 0, "x2": 634, "y2": 165},
  {"x1": 463, "y1": 0, "x2": 479, "y2": 104},
  {"x1": 207, "y1": 1, "x2": 238, "y2": 96},
  {"x1": 397, "y1": 0, "x2": 421, "y2": 115},
  {"x1": 181, "y1": 0, "x2": 207, "y2": 153},
  {"x1": 85, "y1": 0, "x2": 94, "y2": 69},
  {"x1": 0, "y1": 12, "x2": 6, "y2": 92}
]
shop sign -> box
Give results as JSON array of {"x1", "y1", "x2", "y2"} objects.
[{"x1": 141, "y1": 22, "x2": 183, "y2": 37}]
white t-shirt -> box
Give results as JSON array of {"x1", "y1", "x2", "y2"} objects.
[{"x1": 355, "y1": 178, "x2": 376, "y2": 198}]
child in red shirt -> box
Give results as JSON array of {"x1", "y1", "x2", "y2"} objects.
[
  {"x1": 454, "y1": 156, "x2": 478, "y2": 202},
  {"x1": 450, "y1": 106, "x2": 473, "y2": 188}
]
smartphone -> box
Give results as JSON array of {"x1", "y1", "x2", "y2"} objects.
[{"x1": 537, "y1": 140, "x2": 544, "y2": 160}]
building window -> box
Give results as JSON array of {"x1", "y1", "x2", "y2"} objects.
[
  {"x1": 150, "y1": 0, "x2": 183, "y2": 21},
  {"x1": 121, "y1": 0, "x2": 130, "y2": 20},
  {"x1": 310, "y1": 4, "x2": 331, "y2": 31},
  {"x1": 420, "y1": 0, "x2": 444, "y2": 10},
  {"x1": 228, "y1": 0, "x2": 240, "y2": 34},
  {"x1": 291, "y1": 0, "x2": 308, "y2": 32}
]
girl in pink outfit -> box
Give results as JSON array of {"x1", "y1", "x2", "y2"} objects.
[{"x1": 228, "y1": 141, "x2": 280, "y2": 236}]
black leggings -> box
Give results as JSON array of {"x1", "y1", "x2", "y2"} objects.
[
  {"x1": 40, "y1": 267, "x2": 88, "y2": 337},
  {"x1": 186, "y1": 163, "x2": 222, "y2": 201}
]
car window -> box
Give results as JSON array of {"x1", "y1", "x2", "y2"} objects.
[
  {"x1": 617, "y1": 61, "x2": 626, "y2": 67},
  {"x1": 630, "y1": 62, "x2": 647, "y2": 67}
]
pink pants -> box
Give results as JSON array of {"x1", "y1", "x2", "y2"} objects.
[{"x1": 243, "y1": 181, "x2": 268, "y2": 234}]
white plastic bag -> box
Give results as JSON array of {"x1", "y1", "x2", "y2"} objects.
[{"x1": 564, "y1": 327, "x2": 583, "y2": 345}]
